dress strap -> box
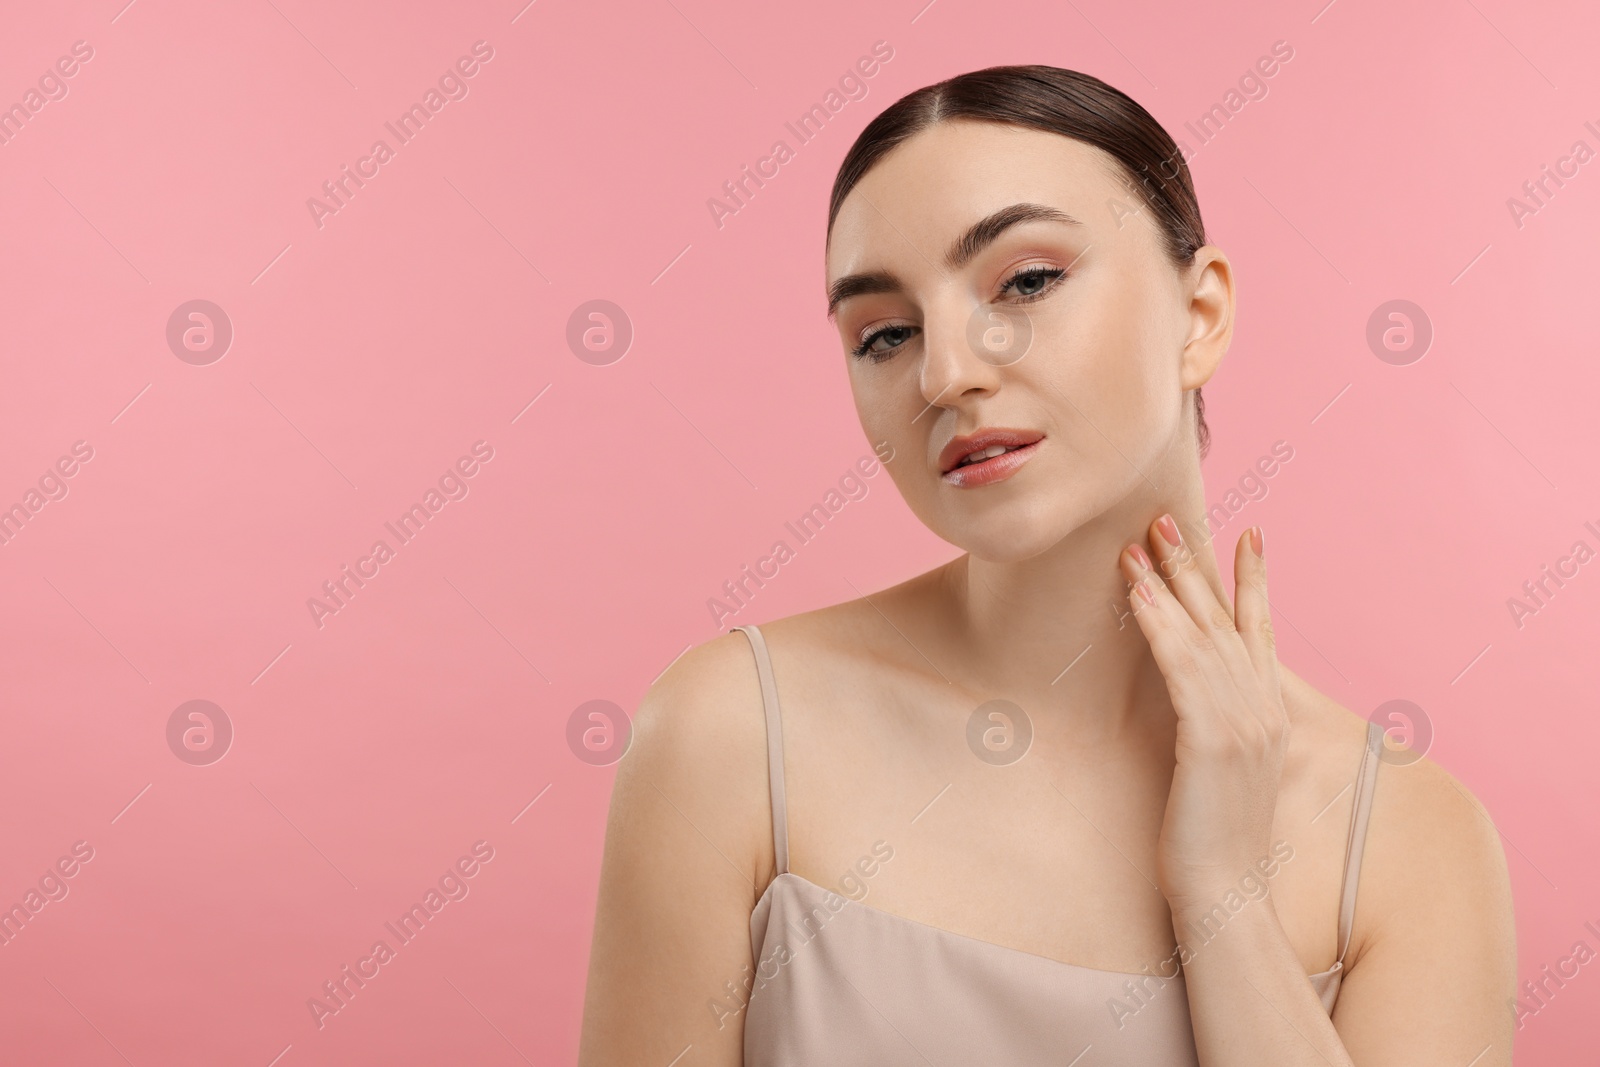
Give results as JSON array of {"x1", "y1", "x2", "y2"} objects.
[
  {"x1": 733, "y1": 624, "x2": 789, "y2": 876},
  {"x1": 1334, "y1": 719, "x2": 1386, "y2": 964}
]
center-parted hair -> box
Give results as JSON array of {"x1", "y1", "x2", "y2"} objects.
[{"x1": 827, "y1": 64, "x2": 1212, "y2": 457}]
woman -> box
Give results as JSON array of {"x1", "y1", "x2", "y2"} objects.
[{"x1": 580, "y1": 65, "x2": 1516, "y2": 1065}]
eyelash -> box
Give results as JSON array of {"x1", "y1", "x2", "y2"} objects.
[{"x1": 850, "y1": 265, "x2": 1069, "y2": 362}]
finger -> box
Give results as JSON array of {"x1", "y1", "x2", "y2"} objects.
[
  {"x1": 1232, "y1": 525, "x2": 1283, "y2": 709},
  {"x1": 1120, "y1": 543, "x2": 1247, "y2": 741},
  {"x1": 1145, "y1": 513, "x2": 1257, "y2": 684},
  {"x1": 1119, "y1": 539, "x2": 1201, "y2": 643}
]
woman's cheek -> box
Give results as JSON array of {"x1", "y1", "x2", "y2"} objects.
[
  {"x1": 851, "y1": 391, "x2": 919, "y2": 495},
  {"x1": 851, "y1": 388, "x2": 902, "y2": 457},
  {"x1": 1076, "y1": 319, "x2": 1173, "y2": 451}
]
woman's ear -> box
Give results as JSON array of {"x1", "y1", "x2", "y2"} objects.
[{"x1": 1179, "y1": 246, "x2": 1234, "y2": 391}]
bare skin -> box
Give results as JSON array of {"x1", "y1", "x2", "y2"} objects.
[{"x1": 579, "y1": 120, "x2": 1516, "y2": 1066}]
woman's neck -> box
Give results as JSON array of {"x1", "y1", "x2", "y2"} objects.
[{"x1": 934, "y1": 451, "x2": 1223, "y2": 740}]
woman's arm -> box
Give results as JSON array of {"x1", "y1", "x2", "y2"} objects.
[
  {"x1": 1120, "y1": 519, "x2": 1517, "y2": 1065},
  {"x1": 578, "y1": 634, "x2": 774, "y2": 1067},
  {"x1": 1176, "y1": 763, "x2": 1515, "y2": 1065},
  {"x1": 1319, "y1": 753, "x2": 1517, "y2": 1064}
]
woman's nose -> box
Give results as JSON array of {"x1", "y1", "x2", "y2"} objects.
[{"x1": 918, "y1": 300, "x2": 1022, "y2": 408}]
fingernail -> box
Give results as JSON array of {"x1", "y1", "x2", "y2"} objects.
[
  {"x1": 1136, "y1": 579, "x2": 1156, "y2": 605},
  {"x1": 1249, "y1": 526, "x2": 1264, "y2": 558},
  {"x1": 1156, "y1": 514, "x2": 1182, "y2": 548},
  {"x1": 1128, "y1": 543, "x2": 1151, "y2": 569}
]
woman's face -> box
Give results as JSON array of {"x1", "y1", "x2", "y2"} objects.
[{"x1": 826, "y1": 120, "x2": 1231, "y2": 562}]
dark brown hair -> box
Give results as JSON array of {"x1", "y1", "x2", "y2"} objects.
[{"x1": 827, "y1": 64, "x2": 1212, "y2": 457}]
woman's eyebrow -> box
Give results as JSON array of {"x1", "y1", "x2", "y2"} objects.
[{"x1": 827, "y1": 202, "x2": 1082, "y2": 317}]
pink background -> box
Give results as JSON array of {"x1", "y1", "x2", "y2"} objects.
[{"x1": 2, "y1": 0, "x2": 1596, "y2": 1062}]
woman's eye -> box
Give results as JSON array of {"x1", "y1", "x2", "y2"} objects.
[
  {"x1": 848, "y1": 269, "x2": 1062, "y2": 361},
  {"x1": 999, "y1": 266, "x2": 1066, "y2": 301},
  {"x1": 852, "y1": 323, "x2": 917, "y2": 362}
]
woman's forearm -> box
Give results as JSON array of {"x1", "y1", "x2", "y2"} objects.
[{"x1": 1173, "y1": 895, "x2": 1355, "y2": 1067}]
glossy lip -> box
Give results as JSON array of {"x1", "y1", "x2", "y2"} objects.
[
  {"x1": 942, "y1": 439, "x2": 1041, "y2": 488},
  {"x1": 938, "y1": 427, "x2": 1046, "y2": 475}
]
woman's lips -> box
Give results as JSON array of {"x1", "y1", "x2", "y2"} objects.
[{"x1": 942, "y1": 439, "x2": 1041, "y2": 488}]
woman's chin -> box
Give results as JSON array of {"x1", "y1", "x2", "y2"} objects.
[{"x1": 945, "y1": 526, "x2": 1062, "y2": 564}]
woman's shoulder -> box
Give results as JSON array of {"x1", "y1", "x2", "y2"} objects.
[
  {"x1": 612, "y1": 629, "x2": 782, "y2": 893},
  {"x1": 1278, "y1": 667, "x2": 1513, "y2": 970},
  {"x1": 1279, "y1": 667, "x2": 1501, "y2": 839},
  {"x1": 743, "y1": 566, "x2": 950, "y2": 675},
  {"x1": 616, "y1": 587, "x2": 917, "y2": 887},
  {"x1": 632, "y1": 590, "x2": 897, "y2": 759}
]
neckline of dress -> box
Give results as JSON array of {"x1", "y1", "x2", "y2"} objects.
[{"x1": 756, "y1": 870, "x2": 1342, "y2": 983}]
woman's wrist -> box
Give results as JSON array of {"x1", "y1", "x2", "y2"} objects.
[
  {"x1": 1168, "y1": 885, "x2": 1286, "y2": 972},
  {"x1": 1163, "y1": 863, "x2": 1290, "y2": 943},
  {"x1": 1162, "y1": 838, "x2": 1298, "y2": 932}
]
